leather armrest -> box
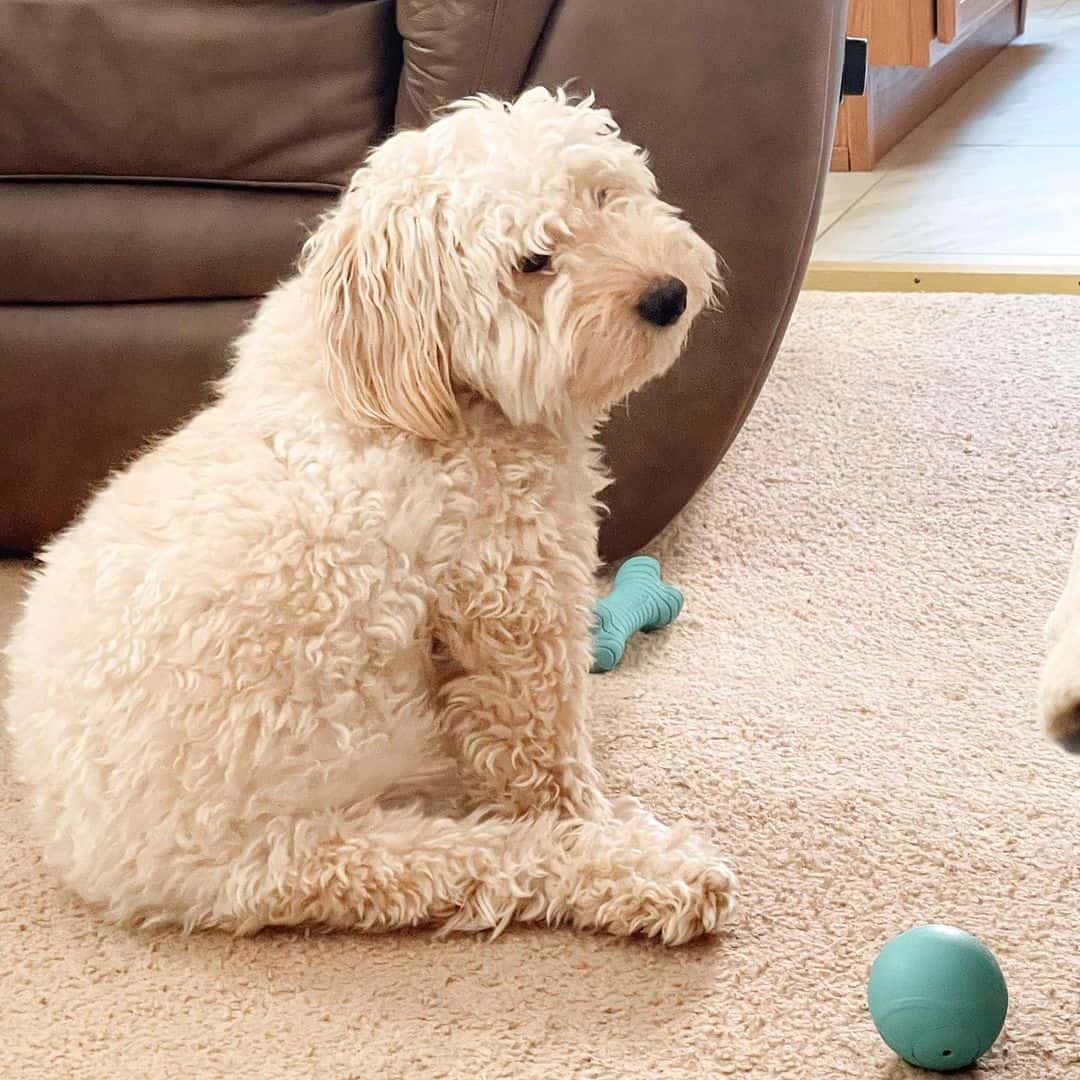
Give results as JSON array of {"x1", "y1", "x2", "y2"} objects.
[{"x1": 528, "y1": 0, "x2": 849, "y2": 558}]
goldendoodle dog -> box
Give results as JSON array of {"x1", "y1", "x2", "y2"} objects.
[{"x1": 5, "y1": 88, "x2": 735, "y2": 944}]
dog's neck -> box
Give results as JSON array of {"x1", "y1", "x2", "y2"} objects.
[
  {"x1": 453, "y1": 391, "x2": 598, "y2": 450},
  {"x1": 447, "y1": 393, "x2": 609, "y2": 498}
]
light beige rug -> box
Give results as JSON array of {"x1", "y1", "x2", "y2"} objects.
[{"x1": 2, "y1": 291, "x2": 1079, "y2": 1080}]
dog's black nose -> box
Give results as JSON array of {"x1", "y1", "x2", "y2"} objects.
[
  {"x1": 1056, "y1": 715, "x2": 1080, "y2": 754},
  {"x1": 637, "y1": 277, "x2": 688, "y2": 327}
]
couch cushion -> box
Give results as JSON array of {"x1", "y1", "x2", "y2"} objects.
[
  {"x1": 0, "y1": 299, "x2": 255, "y2": 553},
  {"x1": 0, "y1": 181, "x2": 333, "y2": 303},
  {"x1": 0, "y1": 1, "x2": 400, "y2": 187}
]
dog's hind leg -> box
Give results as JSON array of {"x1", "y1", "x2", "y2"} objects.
[
  {"x1": 211, "y1": 802, "x2": 735, "y2": 943},
  {"x1": 212, "y1": 803, "x2": 574, "y2": 936}
]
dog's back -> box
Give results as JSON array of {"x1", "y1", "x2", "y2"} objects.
[{"x1": 4, "y1": 374, "x2": 454, "y2": 927}]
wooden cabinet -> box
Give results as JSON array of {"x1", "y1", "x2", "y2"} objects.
[
  {"x1": 832, "y1": 0, "x2": 1025, "y2": 170},
  {"x1": 865, "y1": 0, "x2": 935, "y2": 64},
  {"x1": 938, "y1": 0, "x2": 1013, "y2": 43}
]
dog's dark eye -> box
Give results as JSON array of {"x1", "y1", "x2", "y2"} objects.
[
  {"x1": 519, "y1": 253, "x2": 551, "y2": 274},
  {"x1": 597, "y1": 189, "x2": 610, "y2": 208}
]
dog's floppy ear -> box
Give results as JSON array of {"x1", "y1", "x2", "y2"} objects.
[{"x1": 300, "y1": 191, "x2": 460, "y2": 441}]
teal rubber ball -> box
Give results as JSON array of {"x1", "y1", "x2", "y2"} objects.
[{"x1": 867, "y1": 925, "x2": 1008, "y2": 1072}]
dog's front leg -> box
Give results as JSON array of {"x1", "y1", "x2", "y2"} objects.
[{"x1": 435, "y1": 549, "x2": 608, "y2": 818}]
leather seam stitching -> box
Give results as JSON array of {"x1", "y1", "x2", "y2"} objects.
[{"x1": 477, "y1": 0, "x2": 505, "y2": 91}]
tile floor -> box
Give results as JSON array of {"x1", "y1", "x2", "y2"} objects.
[{"x1": 811, "y1": 0, "x2": 1080, "y2": 288}]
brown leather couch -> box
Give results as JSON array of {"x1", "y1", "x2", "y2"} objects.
[{"x1": 0, "y1": 0, "x2": 848, "y2": 561}]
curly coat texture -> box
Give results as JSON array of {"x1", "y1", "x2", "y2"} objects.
[{"x1": 4, "y1": 89, "x2": 733, "y2": 943}]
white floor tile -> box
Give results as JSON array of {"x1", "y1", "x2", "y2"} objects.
[
  {"x1": 814, "y1": 15, "x2": 1080, "y2": 278},
  {"x1": 817, "y1": 171, "x2": 885, "y2": 237},
  {"x1": 1017, "y1": 0, "x2": 1080, "y2": 48},
  {"x1": 892, "y1": 44, "x2": 1080, "y2": 152},
  {"x1": 813, "y1": 145, "x2": 1080, "y2": 260}
]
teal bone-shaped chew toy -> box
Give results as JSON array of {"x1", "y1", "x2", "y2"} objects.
[{"x1": 591, "y1": 556, "x2": 684, "y2": 673}]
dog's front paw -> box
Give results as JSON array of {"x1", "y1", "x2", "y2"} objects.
[
  {"x1": 595, "y1": 858, "x2": 737, "y2": 945},
  {"x1": 560, "y1": 817, "x2": 737, "y2": 945},
  {"x1": 661, "y1": 859, "x2": 738, "y2": 944}
]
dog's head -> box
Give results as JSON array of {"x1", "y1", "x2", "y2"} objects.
[{"x1": 300, "y1": 87, "x2": 720, "y2": 438}]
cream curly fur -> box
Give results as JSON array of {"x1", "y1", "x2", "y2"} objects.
[
  {"x1": 4, "y1": 89, "x2": 734, "y2": 944},
  {"x1": 1041, "y1": 529, "x2": 1080, "y2": 748}
]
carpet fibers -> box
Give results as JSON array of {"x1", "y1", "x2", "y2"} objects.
[{"x1": 2, "y1": 291, "x2": 1079, "y2": 1079}]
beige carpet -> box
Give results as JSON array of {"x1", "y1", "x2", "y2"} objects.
[{"x1": 3, "y1": 291, "x2": 1079, "y2": 1079}]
